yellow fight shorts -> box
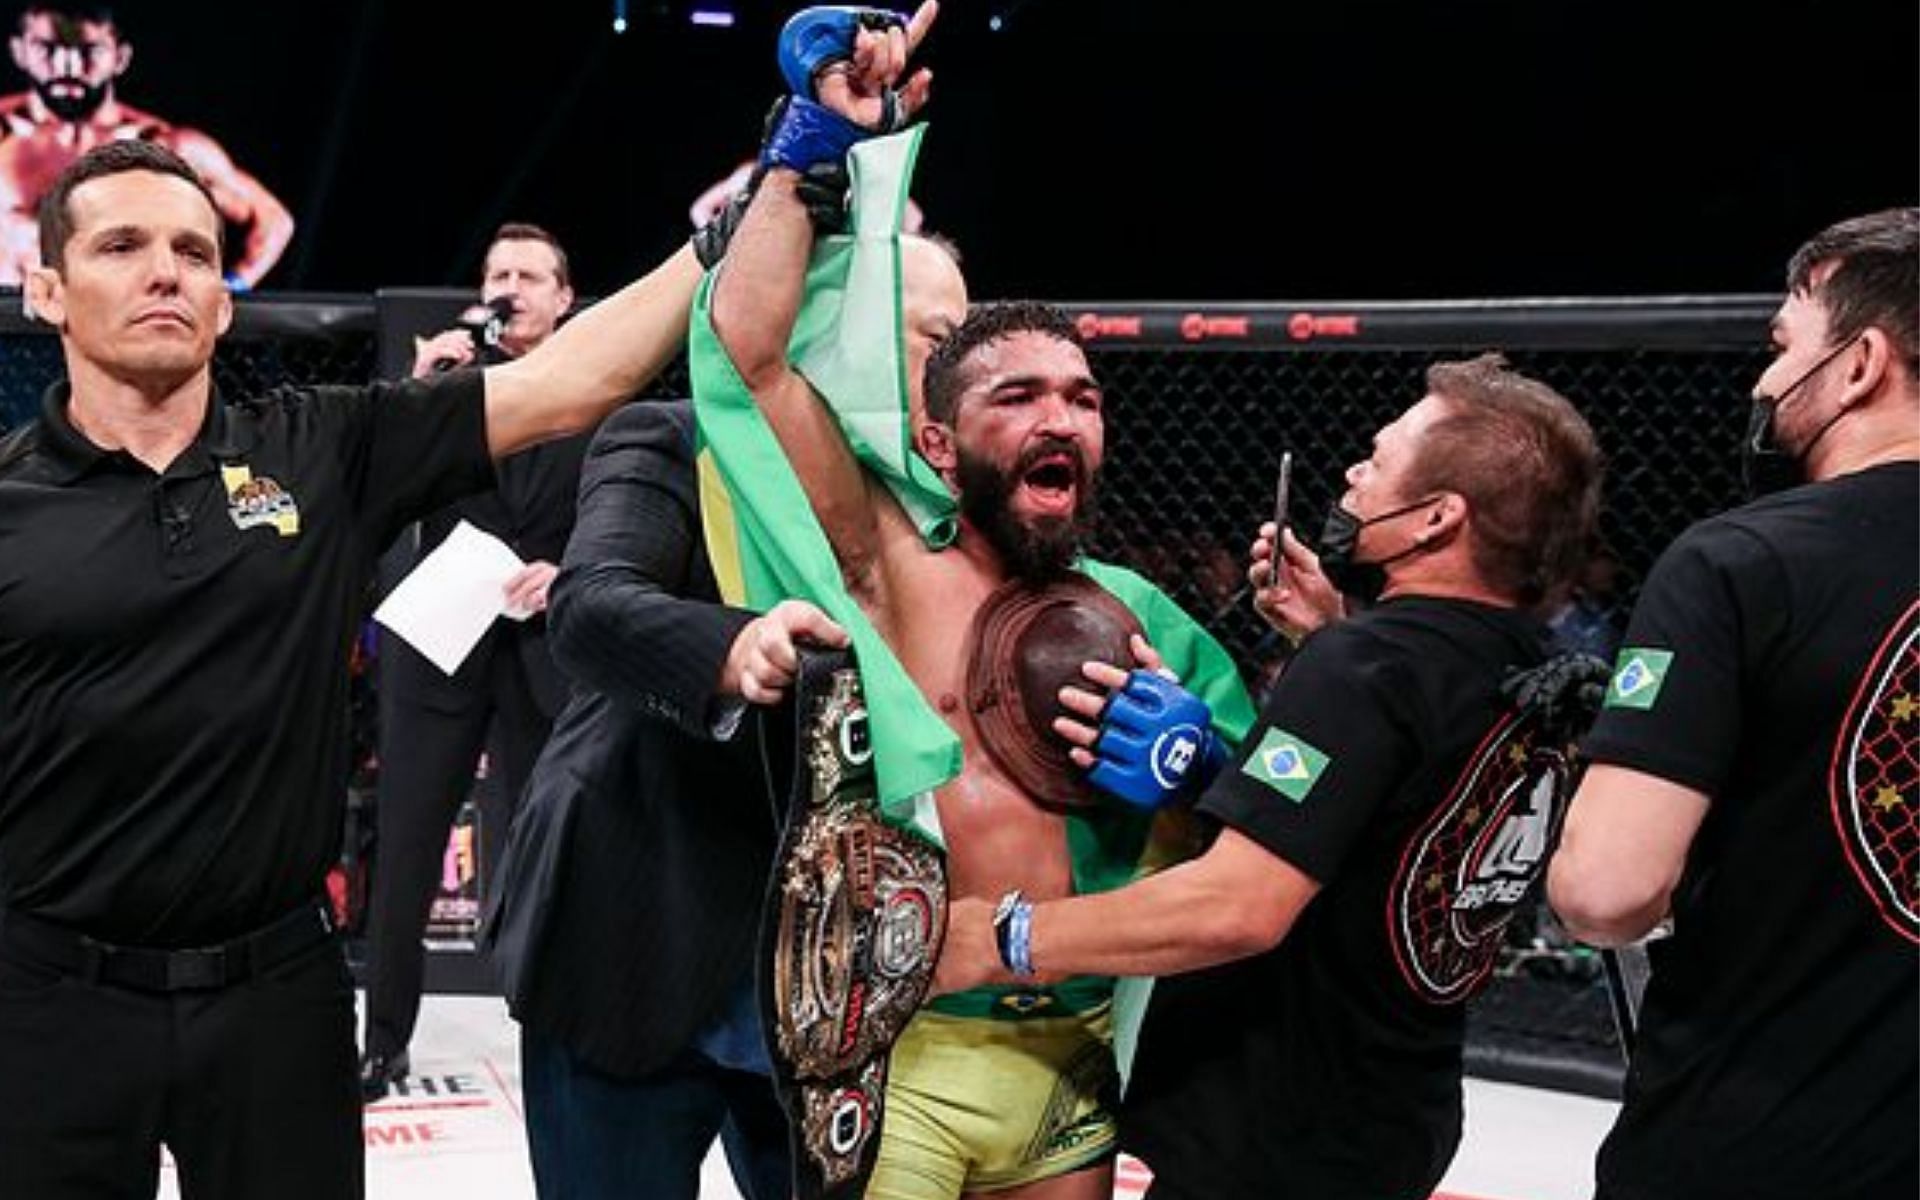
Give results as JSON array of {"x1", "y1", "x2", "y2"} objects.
[{"x1": 865, "y1": 981, "x2": 1118, "y2": 1199}]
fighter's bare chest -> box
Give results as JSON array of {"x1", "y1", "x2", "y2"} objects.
[
  {"x1": 880, "y1": 562, "x2": 994, "y2": 707},
  {"x1": 1, "y1": 127, "x2": 125, "y2": 200}
]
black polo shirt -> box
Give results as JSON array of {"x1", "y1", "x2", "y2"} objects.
[{"x1": 0, "y1": 370, "x2": 492, "y2": 947}]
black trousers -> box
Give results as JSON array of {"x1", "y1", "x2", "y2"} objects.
[
  {"x1": 363, "y1": 631, "x2": 556, "y2": 1060},
  {"x1": 0, "y1": 931, "x2": 360, "y2": 1200}
]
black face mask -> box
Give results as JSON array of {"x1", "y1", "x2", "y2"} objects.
[
  {"x1": 1742, "y1": 335, "x2": 1858, "y2": 500},
  {"x1": 1317, "y1": 494, "x2": 1440, "y2": 604}
]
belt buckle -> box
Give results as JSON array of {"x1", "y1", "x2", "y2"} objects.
[{"x1": 164, "y1": 946, "x2": 229, "y2": 990}]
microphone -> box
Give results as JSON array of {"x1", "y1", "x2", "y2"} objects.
[
  {"x1": 460, "y1": 296, "x2": 517, "y2": 353},
  {"x1": 429, "y1": 296, "x2": 517, "y2": 373}
]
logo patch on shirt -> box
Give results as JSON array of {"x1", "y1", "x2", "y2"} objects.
[
  {"x1": 221, "y1": 464, "x2": 300, "y2": 537},
  {"x1": 1240, "y1": 727, "x2": 1330, "y2": 803},
  {"x1": 1829, "y1": 601, "x2": 1919, "y2": 945},
  {"x1": 1605, "y1": 647, "x2": 1673, "y2": 710}
]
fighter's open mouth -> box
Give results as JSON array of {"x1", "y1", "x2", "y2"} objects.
[
  {"x1": 1024, "y1": 460, "x2": 1076, "y2": 493},
  {"x1": 1018, "y1": 457, "x2": 1080, "y2": 515}
]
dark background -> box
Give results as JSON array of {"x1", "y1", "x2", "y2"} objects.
[{"x1": 39, "y1": 0, "x2": 1918, "y2": 301}]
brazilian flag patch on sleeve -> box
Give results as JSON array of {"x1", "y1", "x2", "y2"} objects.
[
  {"x1": 1605, "y1": 647, "x2": 1674, "y2": 711},
  {"x1": 1240, "y1": 727, "x2": 1331, "y2": 803}
]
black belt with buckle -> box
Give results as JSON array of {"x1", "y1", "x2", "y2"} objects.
[{"x1": 0, "y1": 902, "x2": 338, "y2": 993}]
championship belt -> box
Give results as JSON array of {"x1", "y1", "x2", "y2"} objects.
[
  {"x1": 761, "y1": 647, "x2": 947, "y2": 1199},
  {"x1": 966, "y1": 574, "x2": 1146, "y2": 809}
]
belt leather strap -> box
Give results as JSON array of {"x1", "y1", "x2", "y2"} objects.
[{"x1": 0, "y1": 902, "x2": 338, "y2": 993}]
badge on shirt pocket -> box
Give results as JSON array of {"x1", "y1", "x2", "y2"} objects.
[{"x1": 221, "y1": 464, "x2": 301, "y2": 537}]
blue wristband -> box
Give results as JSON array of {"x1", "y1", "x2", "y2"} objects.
[
  {"x1": 759, "y1": 95, "x2": 869, "y2": 173},
  {"x1": 1007, "y1": 900, "x2": 1034, "y2": 978},
  {"x1": 993, "y1": 889, "x2": 1036, "y2": 979}
]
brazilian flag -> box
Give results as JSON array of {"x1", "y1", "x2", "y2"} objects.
[
  {"x1": 690, "y1": 127, "x2": 1251, "y2": 838},
  {"x1": 690, "y1": 127, "x2": 1255, "y2": 1081}
]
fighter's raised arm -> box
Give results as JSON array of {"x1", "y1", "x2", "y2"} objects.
[
  {"x1": 481, "y1": 244, "x2": 703, "y2": 459},
  {"x1": 709, "y1": 2, "x2": 938, "y2": 595}
]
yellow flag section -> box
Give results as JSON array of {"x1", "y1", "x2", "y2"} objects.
[{"x1": 694, "y1": 127, "x2": 958, "y2": 842}]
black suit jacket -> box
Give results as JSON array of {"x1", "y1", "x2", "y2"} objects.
[
  {"x1": 383, "y1": 429, "x2": 590, "y2": 716},
  {"x1": 483, "y1": 399, "x2": 788, "y2": 1077}
]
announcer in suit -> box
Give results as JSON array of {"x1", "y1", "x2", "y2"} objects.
[
  {"x1": 362, "y1": 222, "x2": 590, "y2": 1099},
  {"x1": 482, "y1": 398, "x2": 846, "y2": 1199}
]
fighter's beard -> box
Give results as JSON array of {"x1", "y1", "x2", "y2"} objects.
[
  {"x1": 35, "y1": 79, "x2": 106, "y2": 123},
  {"x1": 955, "y1": 441, "x2": 1097, "y2": 585}
]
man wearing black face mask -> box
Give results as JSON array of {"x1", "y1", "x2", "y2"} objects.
[
  {"x1": 1741, "y1": 328, "x2": 1865, "y2": 497},
  {"x1": 1240, "y1": 443, "x2": 1475, "y2": 636},
  {"x1": 1549, "y1": 210, "x2": 1919, "y2": 1200},
  {"x1": 936, "y1": 353, "x2": 1603, "y2": 1198}
]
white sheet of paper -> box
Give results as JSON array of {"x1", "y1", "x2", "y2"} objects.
[{"x1": 373, "y1": 520, "x2": 527, "y2": 676}]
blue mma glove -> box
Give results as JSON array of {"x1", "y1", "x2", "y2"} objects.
[
  {"x1": 778, "y1": 6, "x2": 908, "y2": 98},
  {"x1": 758, "y1": 94, "x2": 872, "y2": 173},
  {"x1": 761, "y1": 6, "x2": 909, "y2": 171},
  {"x1": 1087, "y1": 671, "x2": 1230, "y2": 811}
]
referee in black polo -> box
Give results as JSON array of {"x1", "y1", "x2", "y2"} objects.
[{"x1": 0, "y1": 141, "x2": 703, "y2": 1200}]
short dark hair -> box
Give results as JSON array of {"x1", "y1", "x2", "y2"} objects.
[
  {"x1": 924, "y1": 299, "x2": 1085, "y2": 425},
  {"x1": 37, "y1": 140, "x2": 220, "y2": 271},
  {"x1": 1787, "y1": 207, "x2": 1919, "y2": 381},
  {"x1": 21, "y1": 5, "x2": 120, "y2": 33},
  {"x1": 489, "y1": 222, "x2": 570, "y2": 289},
  {"x1": 1402, "y1": 353, "x2": 1602, "y2": 608}
]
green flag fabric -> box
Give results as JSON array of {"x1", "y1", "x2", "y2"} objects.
[
  {"x1": 692, "y1": 128, "x2": 959, "y2": 839},
  {"x1": 689, "y1": 129, "x2": 1258, "y2": 1089},
  {"x1": 689, "y1": 129, "x2": 1256, "y2": 848}
]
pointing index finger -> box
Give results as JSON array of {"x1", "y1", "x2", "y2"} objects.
[{"x1": 903, "y1": 0, "x2": 938, "y2": 54}]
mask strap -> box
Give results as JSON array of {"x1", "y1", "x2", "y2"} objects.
[
  {"x1": 1758, "y1": 334, "x2": 1861, "y2": 425},
  {"x1": 1360, "y1": 493, "x2": 1445, "y2": 533},
  {"x1": 1361, "y1": 493, "x2": 1448, "y2": 568}
]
